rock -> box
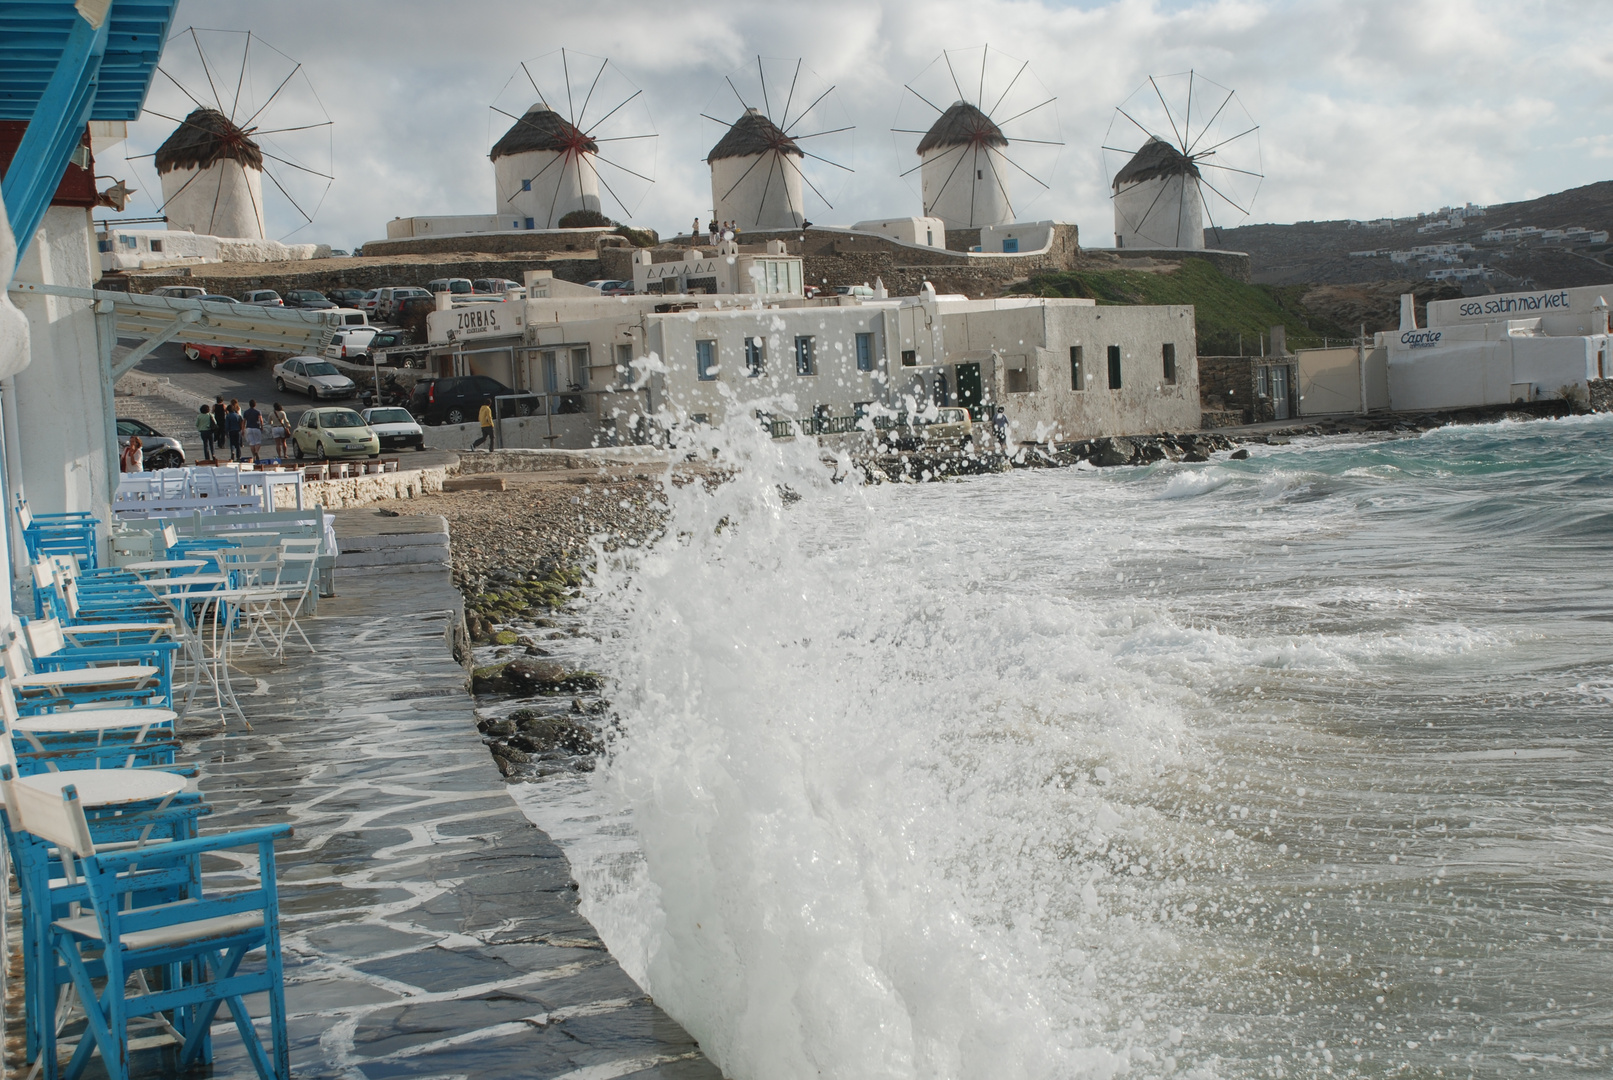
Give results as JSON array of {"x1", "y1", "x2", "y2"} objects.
[
  {"x1": 493, "y1": 630, "x2": 519, "y2": 646},
  {"x1": 1092, "y1": 437, "x2": 1136, "y2": 467},
  {"x1": 524, "y1": 644, "x2": 550, "y2": 656},
  {"x1": 477, "y1": 717, "x2": 516, "y2": 737},
  {"x1": 1183, "y1": 450, "x2": 1210, "y2": 463},
  {"x1": 1230, "y1": 448, "x2": 1251, "y2": 460},
  {"x1": 497, "y1": 659, "x2": 605, "y2": 695},
  {"x1": 509, "y1": 709, "x2": 603, "y2": 755}
]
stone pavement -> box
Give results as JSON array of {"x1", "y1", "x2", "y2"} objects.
[{"x1": 169, "y1": 528, "x2": 720, "y2": 1079}]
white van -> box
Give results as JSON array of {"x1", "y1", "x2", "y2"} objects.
[{"x1": 331, "y1": 307, "x2": 368, "y2": 327}]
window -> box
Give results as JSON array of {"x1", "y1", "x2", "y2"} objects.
[
  {"x1": 120, "y1": 235, "x2": 137, "y2": 248},
  {"x1": 97, "y1": 238, "x2": 111, "y2": 252},
  {"x1": 571, "y1": 346, "x2": 590, "y2": 388},
  {"x1": 521, "y1": 179, "x2": 532, "y2": 191},
  {"x1": 795, "y1": 335, "x2": 816, "y2": 376},
  {"x1": 1070, "y1": 345, "x2": 1084, "y2": 390},
  {"x1": 1002, "y1": 237, "x2": 1018, "y2": 253},
  {"x1": 540, "y1": 350, "x2": 559, "y2": 392},
  {"x1": 1162, "y1": 343, "x2": 1177, "y2": 385},
  {"x1": 926, "y1": 229, "x2": 934, "y2": 246},
  {"x1": 745, "y1": 336, "x2": 766, "y2": 376},
  {"x1": 615, "y1": 342, "x2": 634, "y2": 385},
  {"x1": 855, "y1": 332, "x2": 874, "y2": 372},
  {"x1": 696, "y1": 339, "x2": 718, "y2": 381},
  {"x1": 1107, "y1": 345, "x2": 1122, "y2": 390},
  {"x1": 901, "y1": 349, "x2": 917, "y2": 367},
  {"x1": 523, "y1": 217, "x2": 534, "y2": 230},
  {"x1": 977, "y1": 169, "x2": 984, "y2": 179},
  {"x1": 149, "y1": 239, "x2": 163, "y2": 252}
]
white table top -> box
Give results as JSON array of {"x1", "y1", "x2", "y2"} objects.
[
  {"x1": 59, "y1": 621, "x2": 174, "y2": 636},
  {"x1": 14, "y1": 666, "x2": 159, "y2": 688},
  {"x1": 143, "y1": 574, "x2": 228, "y2": 591},
  {"x1": 14, "y1": 707, "x2": 177, "y2": 733},
  {"x1": 16, "y1": 767, "x2": 185, "y2": 807},
  {"x1": 123, "y1": 560, "x2": 208, "y2": 574}
]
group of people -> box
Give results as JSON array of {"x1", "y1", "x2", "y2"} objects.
[
  {"x1": 696, "y1": 218, "x2": 742, "y2": 245},
  {"x1": 193, "y1": 398, "x2": 291, "y2": 464}
]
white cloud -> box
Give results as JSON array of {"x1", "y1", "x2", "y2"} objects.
[{"x1": 111, "y1": 0, "x2": 1613, "y2": 252}]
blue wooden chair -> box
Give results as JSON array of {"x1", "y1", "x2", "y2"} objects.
[
  {"x1": 3, "y1": 622, "x2": 171, "y2": 713},
  {"x1": 15, "y1": 496, "x2": 99, "y2": 570},
  {"x1": 16, "y1": 784, "x2": 291, "y2": 1080}
]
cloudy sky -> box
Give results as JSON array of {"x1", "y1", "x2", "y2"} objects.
[{"x1": 114, "y1": 0, "x2": 1612, "y2": 252}]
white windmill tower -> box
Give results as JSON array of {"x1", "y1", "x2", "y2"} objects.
[
  {"x1": 489, "y1": 50, "x2": 658, "y2": 230},
  {"x1": 893, "y1": 47, "x2": 1063, "y2": 232},
  {"x1": 702, "y1": 57, "x2": 854, "y2": 233},
  {"x1": 491, "y1": 106, "x2": 602, "y2": 228},
  {"x1": 1104, "y1": 71, "x2": 1262, "y2": 250},
  {"x1": 155, "y1": 107, "x2": 267, "y2": 239}
]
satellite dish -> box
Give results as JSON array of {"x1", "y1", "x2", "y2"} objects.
[{"x1": 1103, "y1": 70, "x2": 1262, "y2": 250}]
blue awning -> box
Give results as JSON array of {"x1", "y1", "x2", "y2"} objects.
[{"x1": 0, "y1": 0, "x2": 178, "y2": 266}]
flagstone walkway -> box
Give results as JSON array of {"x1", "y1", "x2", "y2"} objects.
[{"x1": 174, "y1": 532, "x2": 720, "y2": 1079}]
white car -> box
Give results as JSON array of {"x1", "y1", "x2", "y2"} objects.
[
  {"x1": 150, "y1": 285, "x2": 206, "y2": 299},
  {"x1": 324, "y1": 328, "x2": 377, "y2": 361},
  {"x1": 274, "y1": 356, "x2": 357, "y2": 399},
  {"x1": 361, "y1": 407, "x2": 425, "y2": 451}
]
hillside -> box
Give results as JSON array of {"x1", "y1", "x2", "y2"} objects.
[
  {"x1": 1019, "y1": 258, "x2": 1458, "y2": 355},
  {"x1": 1216, "y1": 180, "x2": 1613, "y2": 290}
]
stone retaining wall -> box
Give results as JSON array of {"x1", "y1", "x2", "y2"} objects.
[
  {"x1": 453, "y1": 447, "x2": 670, "y2": 475},
  {"x1": 359, "y1": 227, "x2": 617, "y2": 258},
  {"x1": 1590, "y1": 378, "x2": 1613, "y2": 412},
  {"x1": 281, "y1": 462, "x2": 454, "y2": 510},
  {"x1": 114, "y1": 255, "x2": 602, "y2": 297}
]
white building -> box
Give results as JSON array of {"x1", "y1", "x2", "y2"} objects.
[
  {"x1": 630, "y1": 239, "x2": 804, "y2": 297},
  {"x1": 917, "y1": 102, "x2": 1012, "y2": 231},
  {"x1": 155, "y1": 107, "x2": 267, "y2": 240},
  {"x1": 422, "y1": 283, "x2": 1200, "y2": 448},
  {"x1": 707, "y1": 109, "x2": 805, "y2": 232},
  {"x1": 1112, "y1": 136, "x2": 1203, "y2": 250},
  {"x1": 490, "y1": 105, "x2": 602, "y2": 230},
  {"x1": 1378, "y1": 284, "x2": 1611, "y2": 410},
  {"x1": 95, "y1": 226, "x2": 325, "y2": 272}
]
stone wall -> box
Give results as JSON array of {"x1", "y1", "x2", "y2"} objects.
[
  {"x1": 453, "y1": 447, "x2": 670, "y2": 474},
  {"x1": 1590, "y1": 378, "x2": 1613, "y2": 412},
  {"x1": 1108, "y1": 247, "x2": 1253, "y2": 283},
  {"x1": 1198, "y1": 356, "x2": 1299, "y2": 423},
  {"x1": 360, "y1": 227, "x2": 619, "y2": 258},
  {"x1": 276, "y1": 461, "x2": 453, "y2": 510},
  {"x1": 111, "y1": 255, "x2": 604, "y2": 298}
]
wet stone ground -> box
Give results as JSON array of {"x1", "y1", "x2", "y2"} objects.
[{"x1": 168, "y1": 566, "x2": 718, "y2": 1080}]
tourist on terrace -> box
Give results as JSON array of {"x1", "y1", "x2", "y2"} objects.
[
  {"x1": 243, "y1": 398, "x2": 264, "y2": 462},
  {"x1": 271, "y1": 403, "x2": 291, "y2": 459},
  {"x1": 224, "y1": 401, "x2": 243, "y2": 462},
  {"x1": 196, "y1": 404, "x2": 217, "y2": 462},
  {"x1": 119, "y1": 434, "x2": 142, "y2": 472}
]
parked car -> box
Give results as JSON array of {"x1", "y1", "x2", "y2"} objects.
[
  {"x1": 274, "y1": 356, "x2": 358, "y2": 399},
  {"x1": 331, "y1": 307, "x2": 368, "y2": 327},
  {"x1": 290, "y1": 407, "x2": 379, "y2": 460},
  {"x1": 283, "y1": 289, "x2": 335, "y2": 309},
  {"x1": 197, "y1": 294, "x2": 240, "y2": 304},
  {"x1": 150, "y1": 285, "x2": 206, "y2": 299},
  {"x1": 241, "y1": 289, "x2": 283, "y2": 306},
  {"x1": 922, "y1": 406, "x2": 974, "y2": 440},
  {"x1": 116, "y1": 417, "x2": 185, "y2": 470},
  {"x1": 329, "y1": 249, "x2": 351, "y2": 256},
  {"x1": 326, "y1": 287, "x2": 369, "y2": 307},
  {"x1": 472, "y1": 277, "x2": 520, "y2": 294},
  {"x1": 585, "y1": 279, "x2": 632, "y2": 294},
  {"x1": 373, "y1": 286, "x2": 431, "y2": 321},
  {"x1": 425, "y1": 277, "x2": 473, "y2": 296},
  {"x1": 833, "y1": 284, "x2": 876, "y2": 298},
  {"x1": 323, "y1": 328, "x2": 378, "y2": 361},
  {"x1": 409, "y1": 375, "x2": 538, "y2": 426},
  {"x1": 358, "y1": 290, "x2": 381, "y2": 317},
  {"x1": 183, "y1": 342, "x2": 262, "y2": 368},
  {"x1": 361, "y1": 407, "x2": 425, "y2": 451}
]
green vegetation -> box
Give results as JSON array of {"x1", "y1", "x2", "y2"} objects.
[
  {"x1": 557, "y1": 209, "x2": 611, "y2": 228},
  {"x1": 1017, "y1": 258, "x2": 1355, "y2": 356}
]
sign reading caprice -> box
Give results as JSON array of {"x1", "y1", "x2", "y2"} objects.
[
  {"x1": 1455, "y1": 290, "x2": 1571, "y2": 319},
  {"x1": 1400, "y1": 329, "x2": 1443, "y2": 349}
]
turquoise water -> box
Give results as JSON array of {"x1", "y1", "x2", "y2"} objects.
[{"x1": 520, "y1": 414, "x2": 1613, "y2": 1080}]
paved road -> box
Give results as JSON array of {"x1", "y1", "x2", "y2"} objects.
[{"x1": 128, "y1": 338, "x2": 325, "y2": 412}]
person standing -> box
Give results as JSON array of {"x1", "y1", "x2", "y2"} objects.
[
  {"x1": 242, "y1": 398, "x2": 264, "y2": 462},
  {"x1": 472, "y1": 398, "x2": 495, "y2": 451},
  {"x1": 692, "y1": 217, "x2": 701, "y2": 242},
  {"x1": 212, "y1": 396, "x2": 227, "y2": 441},
  {"x1": 224, "y1": 402, "x2": 243, "y2": 461},
  {"x1": 271, "y1": 403, "x2": 291, "y2": 459},
  {"x1": 195, "y1": 405, "x2": 217, "y2": 461},
  {"x1": 119, "y1": 435, "x2": 143, "y2": 473},
  {"x1": 707, "y1": 219, "x2": 718, "y2": 245},
  {"x1": 992, "y1": 405, "x2": 1008, "y2": 446}
]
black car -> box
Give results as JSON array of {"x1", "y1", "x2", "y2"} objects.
[
  {"x1": 283, "y1": 289, "x2": 336, "y2": 309},
  {"x1": 409, "y1": 375, "x2": 540, "y2": 426},
  {"x1": 326, "y1": 287, "x2": 369, "y2": 307}
]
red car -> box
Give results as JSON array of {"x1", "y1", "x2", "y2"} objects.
[{"x1": 183, "y1": 342, "x2": 263, "y2": 368}]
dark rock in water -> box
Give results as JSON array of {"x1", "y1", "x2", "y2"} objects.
[
  {"x1": 1093, "y1": 437, "x2": 1136, "y2": 467},
  {"x1": 1230, "y1": 448, "x2": 1251, "y2": 460},
  {"x1": 477, "y1": 717, "x2": 516, "y2": 737},
  {"x1": 1266, "y1": 435, "x2": 1291, "y2": 446},
  {"x1": 474, "y1": 659, "x2": 606, "y2": 695},
  {"x1": 509, "y1": 708, "x2": 603, "y2": 755},
  {"x1": 1183, "y1": 450, "x2": 1210, "y2": 463},
  {"x1": 1135, "y1": 442, "x2": 1168, "y2": 464}
]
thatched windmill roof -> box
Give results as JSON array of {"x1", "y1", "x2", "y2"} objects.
[
  {"x1": 1113, "y1": 136, "x2": 1199, "y2": 190},
  {"x1": 154, "y1": 108, "x2": 264, "y2": 175},
  {"x1": 916, "y1": 102, "x2": 1008, "y2": 155},
  {"x1": 707, "y1": 108, "x2": 802, "y2": 163},
  {"x1": 490, "y1": 106, "x2": 598, "y2": 161}
]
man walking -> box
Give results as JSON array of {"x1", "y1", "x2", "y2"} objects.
[
  {"x1": 196, "y1": 404, "x2": 217, "y2": 461},
  {"x1": 242, "y1": 398, "x2": 264, "y2": 462},
  {"x1": 472, "y1": 398, "x2": 495, "y2": 451}
]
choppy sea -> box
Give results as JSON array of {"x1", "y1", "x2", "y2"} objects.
[{"x1": 511, "y1": 413, "x2": 1613, "y2": 1080}]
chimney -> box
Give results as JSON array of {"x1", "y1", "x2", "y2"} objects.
[{"x1": 1399, "y1": 293, "x2": 1418, "y2": 331}]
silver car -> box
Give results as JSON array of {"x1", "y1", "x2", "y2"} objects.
[
  {"x1": 116, "y1": 417, "x2": 186, "y2": 470},
  {"x1": 274, "y1": 356, "x2": 357, "y2": 399}
]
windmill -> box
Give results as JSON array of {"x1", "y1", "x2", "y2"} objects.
[
  {"x1": 489, "y1": 49, "x2": 657, "y2": 230},
  {"x1": 1103, "y1": 71, "x2": 1262, "y2": 251},
  {"x1": 892, "y1": 46, "x2": 1063, "y2": 231},
  {"x1": 126, "y1": 28, "x2": 333, "y2": 240},
  {"x1": 701, "y1": 57, "x2": 854, "y2": 232}
]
